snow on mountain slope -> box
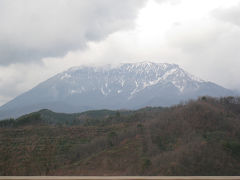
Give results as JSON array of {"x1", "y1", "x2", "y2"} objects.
[
  {"x1": 0, "y1": 62, "x2": 235, "y2": 119},
  {"x1": 55, "y1": 62, "x2": 203, "y2": 97}
]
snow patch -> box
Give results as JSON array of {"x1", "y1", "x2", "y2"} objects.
[
  {"x1": 162, "y1": 68, "x2": 177, "y2": 80},
  {"x1": 187, "y1": 72, "x2": 204, "y2": 82},
  {"x1": 117, "y1": 90, "x2": 122, "y2": 94},
  {"x1": 60, "y1": 73, "x2": 71, "y2": 80},
  {"x1": 101, "y1": 87, "x2": 107, "y2": 96},
  {"x1": 172, "y1": 81, "x2": 185, "y2": 93},
  {"x1": 121, "y1": 80, "x2": 125, "y2": 87},
  {"x1": 143, "y1": 77, "x2": 162, "y2": 88},
  {"x1": 70, "y1": 90, "x2": 77, "y2": 94}
]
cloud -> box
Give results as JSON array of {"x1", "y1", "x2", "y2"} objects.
[
  {"x1": 212, "y1": 2, "x2": 240, "y2": 26},
  {"x1": 164, "y1": 6, "x2": 240, "y2": 90},
  {"x1": 0, "y1": 0, "x2": 146, "y2": 65},
  {"x1": 0, "y1": 63, "x2": 50, "y2": 104},
  {"x1": 154, "y1": 0, "x2": 181, "y2": 5}
]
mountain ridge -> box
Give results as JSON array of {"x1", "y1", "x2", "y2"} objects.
[{"x1": 0, "y1": 61, "x2": 235, "y2": 119}]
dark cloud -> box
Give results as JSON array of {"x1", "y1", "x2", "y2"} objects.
[{"x1": 0, "y1": 0, "x2": 146, "y2": 65}]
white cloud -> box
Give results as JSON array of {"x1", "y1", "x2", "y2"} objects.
[{"x1": 212, "y1": 2, "x2": 240, "y2": 26}]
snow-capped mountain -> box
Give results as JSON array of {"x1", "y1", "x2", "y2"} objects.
[{"x1": 0, "y1": 62, "x2": 235, "y2": 119}]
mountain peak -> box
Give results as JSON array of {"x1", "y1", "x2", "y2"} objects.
[
  {"x1": 66, "y1": 61, "x2": 178, "y2": 72},
  {"x1": 63, "y1": 61, "x2": 202, "y2": 85},
  {"x1": 119, "y1": 61, "x2": 178, "y2": 68}
]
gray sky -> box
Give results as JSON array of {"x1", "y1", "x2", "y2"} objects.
[{"x1": 0, "y1": 0, "x2": 240, "y2": 106}]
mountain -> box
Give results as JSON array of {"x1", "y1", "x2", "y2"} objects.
[{"x1": 0, "y1": 61, "x2": 235, "y2": 119}]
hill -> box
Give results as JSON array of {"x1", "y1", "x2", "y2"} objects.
[{"x1": 0, "y1": 96, "x2": 240, "y2": 175}]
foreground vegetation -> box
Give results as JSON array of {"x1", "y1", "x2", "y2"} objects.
[{"x1": 0, "y1": 96, "x2": 240, "y2": 175}]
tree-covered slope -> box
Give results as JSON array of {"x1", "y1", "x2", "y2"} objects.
[{"x1": 0, "y1": 96, "x2": 240, "y2": 175}]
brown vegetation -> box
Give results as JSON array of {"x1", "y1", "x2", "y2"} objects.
[{"x1": 0, "y1": 96, "x2": 240, "y2": 175}]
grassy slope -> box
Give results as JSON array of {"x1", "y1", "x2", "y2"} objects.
[{"x1": 0, "y1": 96, "x2": 240, "y2": 175}]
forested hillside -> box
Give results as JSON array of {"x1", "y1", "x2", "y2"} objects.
[{"x1": 0, "y1": 96, "x2": 240, "y2": 175}]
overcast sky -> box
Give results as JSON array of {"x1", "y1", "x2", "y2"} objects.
[{"x1": 0, "y1": 0, "x2": 240, "y2": 106}]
